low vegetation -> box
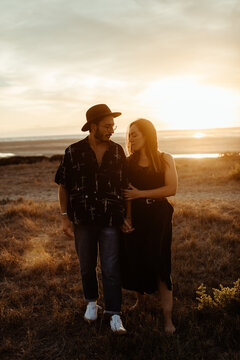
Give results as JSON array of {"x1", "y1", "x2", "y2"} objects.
[
  {"x1": 0, "y1": 195, "x2": 239, "y2": 360},
  {"x1": 196, "y1": 280, "x2": 240, "y2": 312}
]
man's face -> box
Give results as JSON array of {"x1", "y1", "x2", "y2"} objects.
[{"x1": 94, "y1": 115, "x2": 116, "y2": 142}]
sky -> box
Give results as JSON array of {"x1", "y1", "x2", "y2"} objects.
[{"x1": 0, "y1": 0, "x2": 240, "y2": 137}]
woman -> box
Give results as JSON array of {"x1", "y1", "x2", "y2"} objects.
[{"x1": 121, "y1": 119, "x2": 178, "y2": 334}]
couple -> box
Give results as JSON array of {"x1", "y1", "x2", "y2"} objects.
[{"x1": 55, "y1": 104, "x2": 178, "y2": 335}]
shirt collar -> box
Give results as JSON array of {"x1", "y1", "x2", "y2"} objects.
[{"x1": 84, "y1": 135, "x2": 116, "y2": 152}]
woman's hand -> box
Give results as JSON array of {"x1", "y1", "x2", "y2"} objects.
[
  {"x1": 124, "y1": 184, "x2": 143, "y2": 200},
  {"x1": 121, "y1": 218, "x2": 135, "y2": 233}
]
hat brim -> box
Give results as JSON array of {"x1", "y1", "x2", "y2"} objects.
[{"x1": 81, "y1": 112, "x2": 121, "y2": 131}]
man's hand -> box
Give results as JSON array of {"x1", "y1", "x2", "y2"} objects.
[{"x1": 61, "y1": 216, "x2": 74, "y2": 238}]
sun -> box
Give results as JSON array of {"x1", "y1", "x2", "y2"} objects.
[
  {"x1": 193, "y1": 132, "x2": 205, "y2": 138},
  {"x1": 137, "y1": 76, "x2": 238, "y2": 130}
]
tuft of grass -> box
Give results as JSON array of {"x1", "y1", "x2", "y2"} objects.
[
  {"x1": 2, "y1": 200, "x2": 57, "y2": 221},
  {"x1": 229, "y1": 163, "x2": 240, "y2": 181}
]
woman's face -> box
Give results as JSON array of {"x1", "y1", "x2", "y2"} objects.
[{"x1": 129, "y1": 124, "x2": 145, "y2": 152}]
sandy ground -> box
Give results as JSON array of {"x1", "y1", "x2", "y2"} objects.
[
  {"x1": 0, "y1": 136, "x2": 124, "y2": 157},
  {"x1": 0, "y1": 157, "x2": 239, "y2": 205},
  {"x1": 0, "y1": 139, "x2": 78, "y2": 157}
]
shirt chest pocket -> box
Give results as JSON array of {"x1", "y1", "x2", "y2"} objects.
[{"x1": 70, "y1": 189, "x2": 86, "y2": 203}]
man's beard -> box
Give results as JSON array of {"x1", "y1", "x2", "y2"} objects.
[{"x1": 94, "y1": 128, "x2": 110, "y2": 142}]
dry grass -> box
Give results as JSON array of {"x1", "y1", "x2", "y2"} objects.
[
  {"x1": 228, "y1": 164, "x2": 240, "y2": 181},
  {"x1": 0, "y1": 154, "x2": 240, "y2": 359},
  {"x1": 0, "y1": 198, "x2": 239, "y2": 360}
]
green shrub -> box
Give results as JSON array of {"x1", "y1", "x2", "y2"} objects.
[{"x1": 196, "y1": 279, "x2": 240, "y2": 312}]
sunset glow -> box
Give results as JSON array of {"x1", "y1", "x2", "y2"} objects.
[
  {"x1": 173, "y1": 153, "x2": 220, "y2": 159},
  {"x1": 0, "y1": 0, "x2": 239, "y2": 137},
  {"x1": 193, "y1": 132, "x2": 206, "y2": 138},
  {"x1": 137, "y1": 77, "x2": 239, "y2": 131}
]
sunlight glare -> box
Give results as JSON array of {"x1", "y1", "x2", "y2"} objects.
[
  {"x1": 193, "y1": 132, "x2": 205, "y2": 138},
  {"x1": 173, "y1": 153, "x2": 220, "y2": 159},
  {"x1": 137, "y1": 76, "x2": 238, "y2": 130}
]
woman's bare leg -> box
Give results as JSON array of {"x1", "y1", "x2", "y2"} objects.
[
  {"x1": 158, "y1": 280, "x2": 176, "y2": 334},
  {"x1": 129, "y1": 292, "x2": 146, "y2": 311}
]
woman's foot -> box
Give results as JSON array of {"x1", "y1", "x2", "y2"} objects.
[
  {"x1": 129, "y1": 293, "x2": 146, "y2": 311},
  {"x1": 164, "y1": 320, "x2": 176, "y2": 335},
  {"x1": 129, "y1": 300, "x2": 139, "y2": 311},
  {"x1": 129, "y1": 300, "x2": 144, "y2": 311},
  {"x1": 158, "y1": 281, "x2": 175, "y2": 334}
]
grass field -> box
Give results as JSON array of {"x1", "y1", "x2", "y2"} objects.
[{"x1": 0, "y1": 154, "x2": 239, "y2": 360}]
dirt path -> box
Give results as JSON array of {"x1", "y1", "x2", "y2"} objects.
[{"x1": 1, "y1": 159, "x2": 239, "y2": 204}]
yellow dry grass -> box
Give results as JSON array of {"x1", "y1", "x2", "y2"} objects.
[{"x1": 0, "y1": 154, "x2": 239, "y2": 360}]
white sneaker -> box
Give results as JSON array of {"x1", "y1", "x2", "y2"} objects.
[
  {"x1": 84, "y1": 301, "x2": 101, "y2": 322},
  {"x1": 110, "y1": 315, "x2": 127, "y2": 334}
]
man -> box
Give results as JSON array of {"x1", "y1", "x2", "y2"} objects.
[{"x1": 55, "y1": 104, "x2": 127, "y2": 334}]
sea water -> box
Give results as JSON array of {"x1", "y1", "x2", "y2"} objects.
[{"x1": 0, "y1": 127, "x2": 239, "y2": 158}]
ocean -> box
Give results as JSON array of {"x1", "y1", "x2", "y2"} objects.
[{"x1": 0, "y1": 127, "x2": 239, "y2": 159}]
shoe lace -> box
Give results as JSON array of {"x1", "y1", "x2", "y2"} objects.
[
  {"x1": 87, "y1": 303, "x2": 102, "y2": 310},
  {"x1": 113, "y1": 315, "x2": 122, "y2": 327}
]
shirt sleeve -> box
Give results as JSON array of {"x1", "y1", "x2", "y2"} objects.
[{"x1": 54, "y1": 147, "x2": 71, "y2": 188}]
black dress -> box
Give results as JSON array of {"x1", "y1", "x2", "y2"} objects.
[{"x1": 121, "y1": 154, "x2": 174, "y2": 294}]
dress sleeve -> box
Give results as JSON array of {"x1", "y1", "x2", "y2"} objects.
[{"x1": 54, "y1": 147, "x2": 71, "y2": 188}]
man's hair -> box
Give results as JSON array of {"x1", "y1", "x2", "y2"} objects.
[{"x1": 89, "y1": 119, "x2": 100, "y2": 132}]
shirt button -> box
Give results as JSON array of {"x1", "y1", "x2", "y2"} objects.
[{"x1": 85, "y1": 195, "x2": 88, "y2": 198}]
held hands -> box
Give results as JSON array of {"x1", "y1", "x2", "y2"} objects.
[
  {"x1": 61, "y1": 216, "x2": 74, "y2": 238},
  {"x1": 121, "y1": 218, "x2": 135, "y2": 234},
  {"x1": 122, "y1": 183, "x2": 140, "y2": 233},
  {"x1": 124, "y1": 184, "x2": 143, "y2": 200}
]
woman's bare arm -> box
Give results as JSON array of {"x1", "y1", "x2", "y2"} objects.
[{"x1": 124, "y1": 154, "x2": 178, "y2": 200}]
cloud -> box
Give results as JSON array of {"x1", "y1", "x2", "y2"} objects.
[{"x1": 0, "y1": 0, "x2": 239, "y2": 135}]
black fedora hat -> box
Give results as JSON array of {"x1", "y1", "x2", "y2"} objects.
[{"x1": 81, "y1": 104, "x2": 121, "y2": 131}]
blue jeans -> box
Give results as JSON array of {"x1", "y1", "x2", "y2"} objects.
[{"x1": 73, "y1": 225, "x2": 122, "y2": 315}]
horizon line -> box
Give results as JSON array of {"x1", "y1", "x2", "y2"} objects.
[{"x1": 1, "y1": 125, "x2": 240, "y2": 142}]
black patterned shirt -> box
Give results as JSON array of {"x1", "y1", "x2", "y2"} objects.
[{"x1": 55, "y1": 136, "x2": 127, "y2": 226}]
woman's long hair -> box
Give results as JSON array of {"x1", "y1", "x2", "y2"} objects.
[{"x1": 127, "y1": 118, "x2": 166, "y2": 173}]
